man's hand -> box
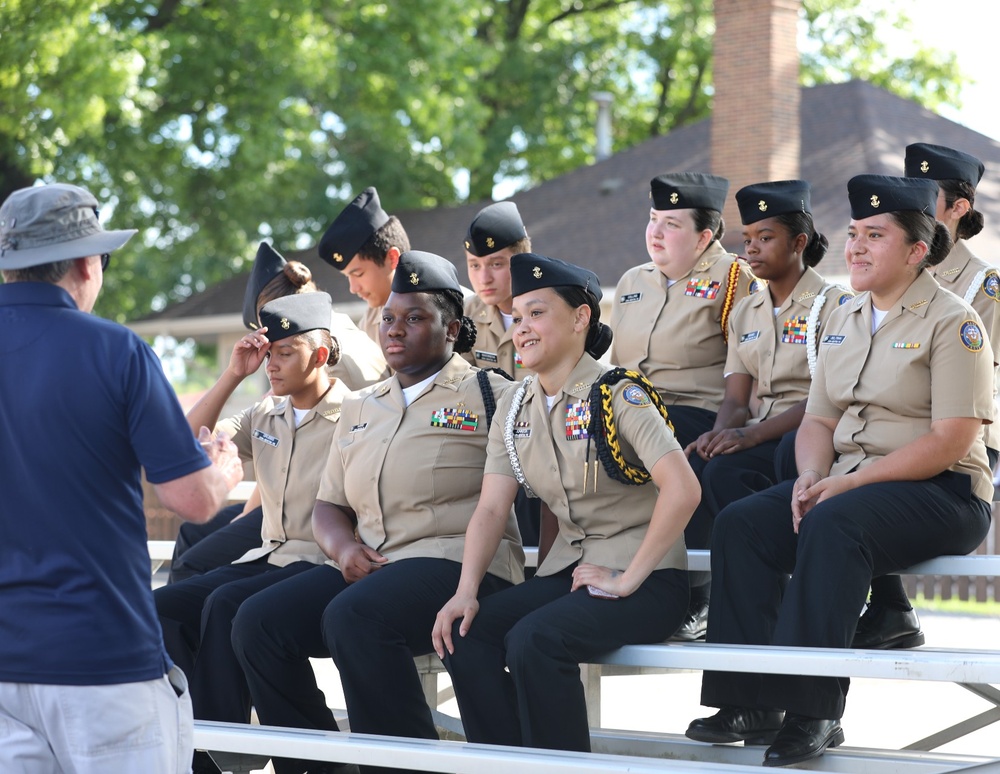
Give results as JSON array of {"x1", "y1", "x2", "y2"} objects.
[{"x1": 198, "y1": 426, "x2": 243, "y2": 491}]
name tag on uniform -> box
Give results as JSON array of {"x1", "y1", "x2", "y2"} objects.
[
  {"x1": 619, "y1": 292, "x2": 641, "y2": 304},
  {"x1": 252, "y1": 429, "x2": 279, "y2": 447},
  {"x1": 739, "y1": 331, "x2": 760, "y2": 343},
  {"x1": 475, "y1": 350, "x2": 499, "y2": 363},
  {"x1": 822, "y1": 335, "x2": 845, "y2": 346},
  {"x1": 513, "y1": 423, "x2": 531, "y2": 439},
  {"x1": 350, "y1": 422, "x2": 368, "y2": 433}
]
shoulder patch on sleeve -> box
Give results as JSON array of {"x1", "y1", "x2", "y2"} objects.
[
  {"x1": 960, "y1": 320, "x2": 985, "y2": 352},
  {"x1": 982, "y1": 271, "x2": 1000, "y2": 302},
  {"x1": 622, "y1": 383, "x2": 652, "y2": 406}
]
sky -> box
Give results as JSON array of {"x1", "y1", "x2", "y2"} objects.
[{"x1": 882, "y1": 0, "x2": 999, "y2": 141}]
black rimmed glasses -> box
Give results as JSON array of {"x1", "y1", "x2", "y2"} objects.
[{"x1": 100, "y1": 253, "x2": 110, "y2": 271}]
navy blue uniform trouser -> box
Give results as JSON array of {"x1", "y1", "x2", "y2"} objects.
[
  {"x1": 443, "y1": 566, "x2": 689, "y2": 752},
  {"x1": 701, "y1": 474, "x2": 991, "y2": 719},
  {"x1": 869, "y1": 447, "x2": 997, "y2": 608},
  {"x1": 232, "y1": 559, "x2": 511, "y2": 774},
  {"x1": 168, "y1": 504, "x2": 264, "y2": 584},
  {"x1": 155, "y1": 558, "x2": 316, "y2": 721},
  {"x1": 667, "y1": 406, "x2": 717, "y2": 591}
]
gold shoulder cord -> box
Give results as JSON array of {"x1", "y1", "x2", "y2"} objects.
[
  {"x1": 719, "y1": 259, "x2": 742, "y2": 343},
  {"x1": 583, "y1": 368, "x2": 674, "y2": 492}
]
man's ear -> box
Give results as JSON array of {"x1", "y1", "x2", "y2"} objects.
[{"x1": 74, "y1": 256, "x2": 97, "y2": 281}]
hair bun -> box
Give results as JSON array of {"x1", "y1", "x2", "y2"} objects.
[
  {"x1": 284, "y1": 261, "x2": 313, "y2": 287},
  {"x1": 586, "y1": 322, "x2": 614, "y2": 359}
]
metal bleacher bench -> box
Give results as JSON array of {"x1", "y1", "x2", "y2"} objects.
[{"x1": 148, "y1": 540, "x2": 1000, "y2": 773}]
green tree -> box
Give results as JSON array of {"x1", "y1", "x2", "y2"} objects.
[{"x1": 0, "y1": 0, "x2": 966, "y2": 321}]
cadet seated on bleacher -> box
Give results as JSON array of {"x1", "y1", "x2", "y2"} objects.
[
  {"x1": 168, "y1": 241, "x2": 388, "y2": 585},
  {"x1": 433, "y1": 253, "x2": 700, "y2": 753},
  {"x1": 231, "y1": 251, "x2": 522, "y2": 774},
  {"x1": 687, "y1": 174, "x2": 995, "y2": 767},
  {"x1": 153, "y1": 292, "x2": 352, "y2": 774}
]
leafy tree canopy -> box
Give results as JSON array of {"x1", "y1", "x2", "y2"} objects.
[{"x1": 0, "y1": 0, "x2": 964, "y2": 320}]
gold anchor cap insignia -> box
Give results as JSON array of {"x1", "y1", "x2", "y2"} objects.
[
  {"x1": 669, "y1": 192, "x2": 679, "y2": 204},
  {"x1": 758, "y1": 200, "x2": 767, "y2": 212},
  {"x1": 333, "y1": 252, "x2": 344, "y2": 263},
  {"x1": 532, "y1": 266, "x2": 543, "y2": 279},
  {"x1": 870, "y1": 195, "x2": 880, "y2": 208},
  {"x1": 280, "y1": 318, "x2": 290, "y2": 329},
  {"x1": 409, "y1": 272, "x2": 419, "y2": 285},
  {"x1": 464, "y1": 240, "x2": 470, "y2": 249},
  {"x1": 920, "y1": 160, "x2": 929, "y2": 173},
  {"x1": 486, "y1": 237, "x2": 495, "y2": 248}
]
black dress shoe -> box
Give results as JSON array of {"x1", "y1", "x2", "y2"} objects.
[
  {"x1": 762, "y1": 715, "x2": 844, "y2": 767},
  {"x1": 852, "y1": 603, "x2": 925, "y2": 649},
  {"x1": 686, "y1": 707, "x2": 784, "y2": 745},
  {"x1": 191, "y1": 751, "x2": 222, "y2": 774},
  {"x1": 671, "y1": 598, "x2": 709, "y2": 641}
]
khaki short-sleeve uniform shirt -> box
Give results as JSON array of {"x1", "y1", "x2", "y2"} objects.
[
  {"x1": 462, "y1": 295, "x2": 535, "y2": 378},
  {"x1": 318, "y1": 353, "x2": 523, "y2": 584},
  {"x1": 725, "y1": 267, "x2": 852, "y2": 423},
  {"x1": 485, "y1": 354, "x2": 686, "y2": 577},
  {"x1": 329, "y1": 310, "x2": 389, "y2": 389},
  {"x1": 807, "y1": 270, "x2": 994, "y2": 502},
  {"x1": 359, "y1": 304, "x2": 383, "y2": 345},
  {"x1": 610, "y1": 241, "x2": 760, "y2": 411},
  {"x1": 932, "y1": 240, "x2": 1000, "y2": 450},
  {"x1": 216, "y1": 379, "x2": 354, "y2": 567}
]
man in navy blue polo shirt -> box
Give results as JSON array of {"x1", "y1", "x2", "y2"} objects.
[{"x1": 0, "y1": 183, "x2": 243, "y2": 774}]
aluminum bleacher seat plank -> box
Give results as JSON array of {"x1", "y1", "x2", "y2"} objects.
[
  {"x1": 592, "y1": 641, "x2": 1000, "y2": 683},
  {"x1": 192, "y1": 720, "x2": 767, "y2": 774}
]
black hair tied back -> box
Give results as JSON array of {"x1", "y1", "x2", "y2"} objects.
[
  {"x1": 455, "y1": 315, "x2": 478, "y2": 355},
  {"x1": 586, "y1": 322, "x2": 613, "y2": 359}
]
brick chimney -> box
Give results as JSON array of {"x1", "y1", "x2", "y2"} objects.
[{"x1": 712, "y1": 0, "x2": 801, "y2": 252}]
